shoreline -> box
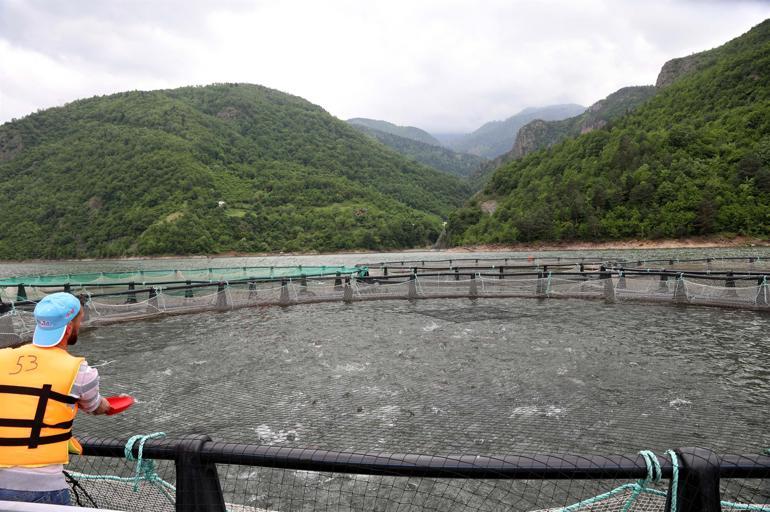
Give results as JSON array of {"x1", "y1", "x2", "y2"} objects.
[
  {"x1": 1, "y1": 236, "x2": 768, "y2": 264},
  {"x1": 447, "y1": 235, "x2": 770, "y2": 253}
]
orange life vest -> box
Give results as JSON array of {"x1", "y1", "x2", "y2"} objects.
[{"x1": 0, "y1": 344, "x2": 84, "y2": 467}]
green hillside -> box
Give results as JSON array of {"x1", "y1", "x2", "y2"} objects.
[
  {"x1": 348, "y1": 124, "x2": 487, "y2": 177},
  {"x1": 446, "y1": 104, "x2": 586, "y2": 158},
  {"x1": 346, "y1": 118, "x2": 442, "y2": 146},
  {"x1": 0, "y1": 84, "x2": 470, "y2": 259},
  {"x1": 447, "y1": 20, "x2": 770, "y2": 245}
]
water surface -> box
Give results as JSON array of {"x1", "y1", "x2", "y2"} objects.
[{"x1": 72, "y1": 296, "x2": 769, "y2": 456}]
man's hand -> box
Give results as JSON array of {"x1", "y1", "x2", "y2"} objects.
[{"x1": 92, "y1": 397, "x2": 111, "y2": 415}]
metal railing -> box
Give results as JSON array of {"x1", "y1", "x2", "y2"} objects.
[{"x1": 73, "y1": 435, "x2": 770, "y2": 512}]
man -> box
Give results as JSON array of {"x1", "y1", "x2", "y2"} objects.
[{"x1": 0, "y1": 292, "x2": 113, "y2": 506}]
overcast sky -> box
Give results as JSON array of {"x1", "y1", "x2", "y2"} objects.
[{"x1": 1, "y1": 0, "x2": 768, "y2": 133}]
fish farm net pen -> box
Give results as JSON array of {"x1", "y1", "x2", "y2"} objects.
[
  {"x1": 59, "y1": 435, "x2": 770, "y2": 511},
  {"x1": 0, "y1": 265, "x2": 367, "y2": 287},
  {"x1": 0, "y1": 257, "x2": 768, "y2": 510},
  {"x1": 3, "y1": 269, "x2": 770, "y2": 346},
  {"x1": 363, "y1": 255, "x2": 770, "y2": 269}
]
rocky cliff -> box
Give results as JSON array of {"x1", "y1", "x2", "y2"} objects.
[
  {"x1": 655, "y1": 53, "x2": 713, "y2": 88},
  {"x1": 509, "y1": 86, "x2": 657, "y2": 160}
]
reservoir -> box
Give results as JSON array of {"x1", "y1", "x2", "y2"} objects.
[{"x1": 2, "y1": 249, "x2": 766, "y2": 457}]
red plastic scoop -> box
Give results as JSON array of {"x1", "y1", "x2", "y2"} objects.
[{"x1": 105, "y1": 395, "x2": 135, "y2": 415}]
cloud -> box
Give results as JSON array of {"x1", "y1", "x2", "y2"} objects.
[{"x1": 1, "y1": 0, "x2": 768, "y2": 131}]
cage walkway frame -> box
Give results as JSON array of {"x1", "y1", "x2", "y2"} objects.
[{"x1": 71, "y1": 435, "x2": 770, "y2": 512}]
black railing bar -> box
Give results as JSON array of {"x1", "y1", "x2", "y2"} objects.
[
  {"x1": 201, "y1": 447, "x2": 660, "y2": 479},
  {"x1": 2, "y1": 274, "x2": 367, "y2": 306},
  {"x1": 0, "y1": 269, "x2": 370, "y2": 290},
  {"x1": 364, "y1": 256, "x2": 577, "y2": 262},
  {"x1": 383, "y1": 262, "x2": 590, "y2": 268},
  {"x1": 5, "y1": 279, "x2": 214, "y2": 289},
  {"x1": 360, "y1": 258, "x2": 613, "y2": 267},
  {"x1": 626, "y1": 257, "x2": 764, "y2": 264},
  {"x1": 379, "y1": 264, "x2": 585, "y2": 272},
  {"x1": 0, "y1": 265, "x2": 366, "y2": 283},
  {"x1": 610, "y1": 266, "x2": 767, "y2": 275},
  {"x1": 5, "y1": 271, "x2": 766, "y2": 309},
  {"x1": 369, "y1": 271, "x2": 765, "y2": 281},
  {"x1": 612, "y1": 269, "x2": 767, "y2": 280},
  {"x1": 78, "y1": 438, "x2": 770, "y2": 480},
  {"x1": 5, "y1": 267, "x2": 763, "y2": 295},
  {"x1": 4, "y1": 272, "x2": 561, "y2": 307},
  {"x1": 358, "y1": 272, "x2": 588, "y2": 283},
  {"x1": 364, "y1": 256, "x2": 766, "y2": 267},
  {"x1": 359, "y1": 271, "x2": 766, "y2": 283},
  {"x1": 85, "y1": 273, "x2": 364, "y2": 295},
  {"x1": 10, "y1": 270, "x2": 763, "y2": 304}
]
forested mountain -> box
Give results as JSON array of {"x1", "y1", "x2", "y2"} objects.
[
  {"x1": 510, "y1": 86, "x2": 658, "y2": 159},
  {"x1": 348, "y1": 123, "x2": 487, "y2": 178},
  {"x1": 346, "y1": 118, "x2": 442, "y2": 146},
  {"x1": 447, "y1": 20, "x2": 770, "y2": 245},
  {"x1": 0, "y1": 84, "x2": 470, "y2": 259},
  {"x1": 445, "y1": 104, "x2": 586, "y2": 158}
]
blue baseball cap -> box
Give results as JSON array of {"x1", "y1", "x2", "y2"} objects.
[{"x1": 33, "y1": 292, "x2": 81, "y2": 347}]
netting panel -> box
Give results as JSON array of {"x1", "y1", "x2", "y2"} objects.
[
  {"x1": 67, "y1": 454, "x2": 177, "y2": 511},
  {"x1": 4, "y1": 272, "x2": 770, "y2": 348},
  {"x1": 65, "y1": 453, "x2": 770, "y2": 512}
]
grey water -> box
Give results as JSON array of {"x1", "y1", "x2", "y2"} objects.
[
  {"x1": 2, "y1": 249, "x2": 769, "y2": 456},
  {"x1": 75, "y1": 297, "x2": 769, "y2": 456}
]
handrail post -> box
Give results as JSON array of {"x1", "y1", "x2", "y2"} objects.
[
  {"x1": 673, "y1": 274, "x2": 688, "y2": 303},
  {"x1": 725, "y1": 272, "x2": 737, "y2": 297},
  {"x1": 665, "y1": 447, "x2": 721, "y2": 512},
  {"x1": 297, "y1": 274, "x2": 308, "y2": 295},
  {"x1": 16, "y1": 284, "x2": 27, "y2": 302},
  {"x1": 175, "y1": 434, "x2": 226, "y2": 512},
  {"x1": 147, "y1": 287, "x2": 158, "y2": 313},
  {"x1": 343, "y1": 277, "x2": 353, "y2": 303},
  {"x1": 279, "y1": 279, "x2": 290, "y2": 306},
  {"x1": 185, "y1": 280, "x2": 194, "y2": 299},
  {"x1": 615, "y1": 270, "x2": 626, "y2": 290},
  {"x1": 756, "y1": 276, "x2": 767, "y2": 306},
  {"x1": 216, "y1": 283, "x2": 229, "y2": 311},
  {"x1": 126, "y1": 282, "x2": 137, "y2": 304},
  {"x1": 601, "y1": 269, "x2": 614, "y2": 303},
  {"x1": 0, "y1": 311, "x2": 15, "y2": 348}
]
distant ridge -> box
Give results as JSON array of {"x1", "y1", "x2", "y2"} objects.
[
  {"x1": 349, "y1": 123, "x2": 487, "y2": 178},
  {"x1": 347, "y1": 118, "x2": 442, "y2": 146},
  {"x1": 466, "y1": 87, "x2": 656, "y2": 190},
  {"x1": 510, "y1": 86, "x2": 657, "y2": 160},
  {"x1": 444, "y1": 104, "x2": 586, "y2": 159}
]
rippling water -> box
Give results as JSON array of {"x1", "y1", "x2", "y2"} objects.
[
  {"x1": 72, "y1": 296, "x2": 769, "y2": 456},
  {"x1": 3, "y1": 250, "x2": 768, "y2": 457}
]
